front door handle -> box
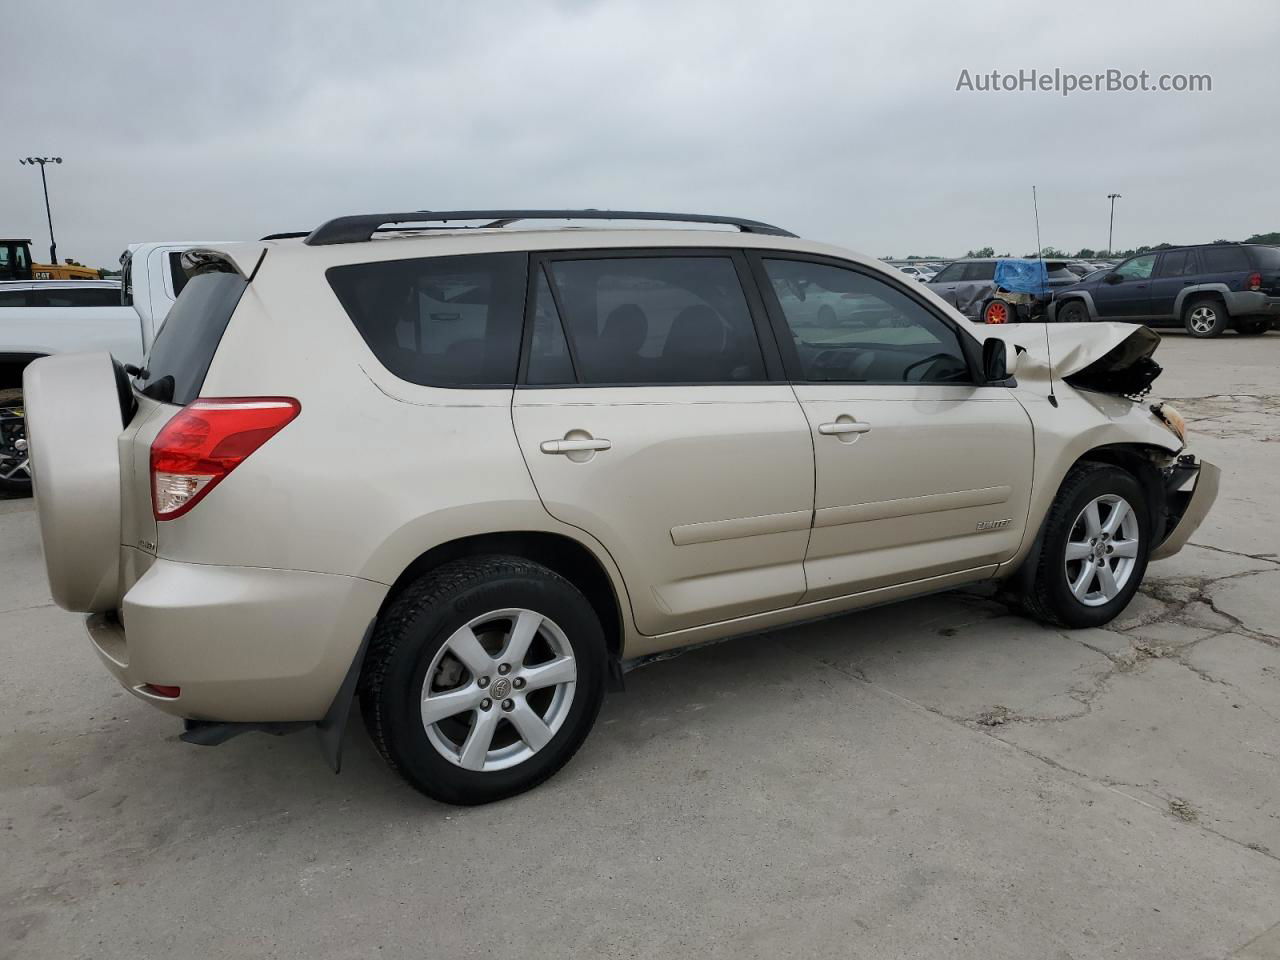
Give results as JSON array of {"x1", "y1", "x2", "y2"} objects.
[
  {"x1": 818, "y1": 420, "x2": 871, "y2": 436},
  {"x1": 540, "y1": 437, "x2": 612, "y2": 455}
]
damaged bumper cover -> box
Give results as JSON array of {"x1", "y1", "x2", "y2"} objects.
[{"x1": 1150, "y1": 457, "x2": 1220, "y2": 561}]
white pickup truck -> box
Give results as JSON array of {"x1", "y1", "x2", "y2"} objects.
[{"x1": 0, "y1": 242, "x2": 212, "y2": 494}]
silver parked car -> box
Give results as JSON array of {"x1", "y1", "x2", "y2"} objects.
[{"x1": 25, "y1": 209, "x2": 1218, "y2": 804}]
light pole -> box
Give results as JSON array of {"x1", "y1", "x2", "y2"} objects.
[
  {"x1": 19, "y1": 156, "x2": 63, "y2": 265},
  {"x1": 1106, "y1": 193, "x2": 1122, "y2": 256}
]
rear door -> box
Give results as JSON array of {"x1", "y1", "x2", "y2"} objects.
[
  {"x1": 512, "y1": 250, "x2": 814, "y2": 636},
  {"x1": 1148, "y1": 249, "x2": 1198, "y2": 321},
  {"x1": 751, "y1": 253, "x2": 1033, "y2": 602},
  {"x1": 1092, "y1": 254, "x2": 1156, "y2": 319}
]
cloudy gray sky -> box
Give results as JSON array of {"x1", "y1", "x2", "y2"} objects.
[{"x1": 5, "y1": 0, "x2": 1278, "y2": 267}]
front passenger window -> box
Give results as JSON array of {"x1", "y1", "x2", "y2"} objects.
[
  {"x1": 1114, "y1": 255, "x2": 1157, "y2": 280},
  {"x1": 764, "y1": 259, "x2": 971, "y2": 384}
]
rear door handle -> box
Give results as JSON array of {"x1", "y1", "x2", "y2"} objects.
[
  {"x1": 818, "y1": 421, "x2": 872, "y2": 436},
  {"x1": 540, "y1": 438, "x2": 612, "y2": 454}
]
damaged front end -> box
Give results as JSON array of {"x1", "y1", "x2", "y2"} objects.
[{"x1": 981, "y1": 322, "x2": 1220, "y2": 560}]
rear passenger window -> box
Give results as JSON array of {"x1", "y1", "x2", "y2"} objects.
[
  {"x1": 327, "y1": 253, "x2": 527, "y2": 387},
  {"x1": 543, "y1": 257, "x2": 765, "y2": 384},
  {"x1": 1200, "y1": 246, "x2": 1250, "y2": 273},
  {"x1": 525, "y1": 269, "x2": 575, "y2": 385},
  {"x1": 963, "y1": 261, "x2": 996, "y2": 281},
  {"x1": 0, "y1": 290, "x2": 31, "y2": 307},
  {"x1": 1158, "y1": 251, "x2": 1190, "y2": 277}
]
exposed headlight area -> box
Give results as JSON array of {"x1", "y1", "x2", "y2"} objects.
[{"x1": 1150, "y1": 401, "x2": 1187, "y2": 443}]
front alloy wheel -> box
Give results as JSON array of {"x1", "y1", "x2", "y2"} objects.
[
  {"x1": 1063, "y1": 494, "x2": 1141, "y2": 606},
  {"x1": 1020, "y1": 462, "x2": 1151, "y2": 628}
]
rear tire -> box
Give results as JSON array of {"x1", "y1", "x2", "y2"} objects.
[
  {"x1": 1020, "y1": 463, "x2": 1151, "y2": 629},
  {"x1": 1056, "y1": 299, "x2": 1089, "y2": 324},
  {"x1": 1183, "y1": 297, "x2": 1228, "y2": 338},
  {"x1": 0, "y1": 388, "x2": 32, "y2": 497},
  {"x1": 1236, "y1": 318, "x2": 1270, "y2": 335},
  {"x1": 359, "y1": 556, "x2": 607, "y2": 805}
]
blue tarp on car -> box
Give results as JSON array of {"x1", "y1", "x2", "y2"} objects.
[{"x1": 994, "y1": 258, "x2": 1048, "y2": 294}]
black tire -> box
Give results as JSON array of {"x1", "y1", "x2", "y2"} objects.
[
  {"x1": 1183, "y1": 297, "x2": 1228, "y2": 338},
  {"x1": 1236, "y1": 318, "x2": 1270, "y2": 335},
  {"x1": 359, "y1": 556, "x2": 607, "y2": 805},
  {"x1": 0, "y1": 388, "x2": 32, "y2": 497},
  {"x1": 1020, "y1": 463, "x2": 1151, "y2": 629},
  {"x1": 1056, "y1": 299, "x2": 1089, "y2": 324}
]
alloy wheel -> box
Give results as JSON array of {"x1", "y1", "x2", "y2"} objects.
[
  {"x1": 421, "y1": 609, "x2": 577, "y2": 772},
  {"x1": 0, "y1": 403, "x2": 30, "y2": 483},
  {"x1": 1063, "y1": 494, "x2": 1141, "y2": 607},
  {"x1": 1188, "y1": 306, "x2": 1218, "y2": 334}
]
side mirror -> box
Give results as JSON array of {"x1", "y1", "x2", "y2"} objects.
[
  {"x1": 1104, "y1": 272, "x2": 1124, "y2": 284},
  {"x1": 982, "y1": 338, "x2": 1010, "y2": 382}
]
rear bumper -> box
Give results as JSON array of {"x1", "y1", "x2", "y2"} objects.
[
  {"x1": 1225, "y1": 291, "x2": 1280, "y2": 317},
  {"x1": 87, "y1": 559, "x2": 387, "y2": 722},
  {"x1": 1150, "y1": 458, "x2": 1221, "y2": 562}
]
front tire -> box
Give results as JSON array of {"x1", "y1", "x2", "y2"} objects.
[
  {"x1": 360, "y1": 556, "x2": 607, "y2": 805},
  {"x1": 1184, "y1": 297, "x2": 1228, "y2": 337},
  {"x1": 1021, "y1": 463, "x2": 1151, "y2": 628},
  {"x1": 0, "y1": 388, "x2": 32, "y2": 497}
]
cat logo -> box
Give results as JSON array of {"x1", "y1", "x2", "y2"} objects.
[{"x1": 976, "y1": 518, "x2": 1012, "y2": 531}]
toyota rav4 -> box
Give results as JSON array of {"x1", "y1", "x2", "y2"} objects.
[{"x1": 25, "y1": 209, "x2": 1219, "y2": 805}]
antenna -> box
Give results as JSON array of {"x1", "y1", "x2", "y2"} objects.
[{"x1": 1033, "y1": 185, "x2": 1058, "y2": 408}]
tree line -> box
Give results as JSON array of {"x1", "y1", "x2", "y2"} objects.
[{"x1": 889, "y1": 231, "x2": 1280, "y2": 262}]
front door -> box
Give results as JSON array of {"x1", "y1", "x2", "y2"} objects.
[
  {"x1": 512, "y1": 251, "x2": 815, "y2": 636},
  {"x1": 752, "y1": 254, "x2": 1034, "y2": 602},
  {"x1": 1093, "y1": 253, "x2": 1157, "y2": 319}
]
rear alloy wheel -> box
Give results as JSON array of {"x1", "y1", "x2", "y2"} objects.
[
  {"x1": 1021, "y1": 463, "x2": 1150, "y2": 628},
  {"x1": 1056, "y1": 299, "x2": 1089, "y2": 324},
  {"x1": 360, "y1": 556, "x2": 606, "y2": 805},
  {"x1": 983, "y1": 300, "x2": 1013, "y2": 324},
  {"x1": 1184, "y1": 298, "x2": 1228, "y2": 338},
  {"x1": 0, "y1": 389, "x2": 32, "y2": 497}
]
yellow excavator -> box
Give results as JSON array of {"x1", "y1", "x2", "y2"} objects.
[{"x1": 0, "y1": 238, "x2": 101, "y2": 281}]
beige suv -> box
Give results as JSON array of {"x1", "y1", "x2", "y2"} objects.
[{"x1": 25, "y1": 210, "x2": 1219, "y2": 805}]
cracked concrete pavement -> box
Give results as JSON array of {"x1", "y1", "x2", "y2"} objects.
[{"x1": 2, "y1": 331, "x2": 1279, "y2": 959}]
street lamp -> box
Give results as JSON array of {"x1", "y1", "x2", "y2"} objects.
[
  {"x1": 1106, "y1": 193, "x2": 1122, "y2": 256},
  {"x1": 19, "y1": 156, "x2": 63, "y2": 266}
]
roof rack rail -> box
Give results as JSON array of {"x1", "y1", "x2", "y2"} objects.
[
  {"x1": 260, "y1": 231, "x2": 312, "y2": 241},
  {"x1": 304, "y1": 209, "x2": 797, "y2": 246}
]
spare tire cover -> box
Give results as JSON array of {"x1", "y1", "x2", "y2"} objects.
[{"x1": 24, "y1": 352, "x2": 125, "y2": 613}]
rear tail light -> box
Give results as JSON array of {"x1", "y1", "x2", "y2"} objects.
[
  {"x1": 1248, "y1": 272, "x2": 1262, "y2": 291},
  {"x1": 150, "y1": 397, "x2": 300, "y2": 520}
]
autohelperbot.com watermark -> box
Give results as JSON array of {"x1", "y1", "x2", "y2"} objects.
[{"x1": 955, "y1": 68, "x2": 1211, "y2": 97}]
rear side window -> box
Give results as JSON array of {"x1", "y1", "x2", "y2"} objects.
[
  {"x1": 137, "y1": 270, "x2": 247, "y2": 404},
  {"x1": 327, "y1": 253, "x2": 527, "y2": 387},
  {"x1": 541, "y1": 256, "x2": 765, "y2": 384},
  {"x1": 1249, "y1": 246, "x2": 1280, "y2": 270},
  {"x1": 1200, "y1": 246, "x2": 1250, "y2": 273},
  {"x1": 0, "y1": 289, "x2": 31, "y2": 307}
]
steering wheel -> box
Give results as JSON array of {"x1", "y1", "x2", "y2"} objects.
[{"x1": 902, "y1": 352, "x2": 959, "y2": 382}]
